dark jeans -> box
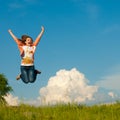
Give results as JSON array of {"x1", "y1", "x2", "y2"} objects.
[{"x1": 20, "y1": 66, "x2": 37, "y2": 84}]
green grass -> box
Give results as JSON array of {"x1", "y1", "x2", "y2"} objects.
[{"x1": 0, "y1": 103, "x2": 120, "y2": 120}]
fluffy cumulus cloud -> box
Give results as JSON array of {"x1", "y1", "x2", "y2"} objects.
[
  {"x1": 39, "y1": 68, "x2": 98, "y2": 105},
  {"x1": 5, "y1": 67, "x2": 120, "y2": 106},
  {"x1": 4, "y1": 94, "x2": 19, "y2": 106}
]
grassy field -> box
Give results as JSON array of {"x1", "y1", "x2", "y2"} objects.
[{"x1": 0, "y1": 102, "x2": 120, "y2": 120}]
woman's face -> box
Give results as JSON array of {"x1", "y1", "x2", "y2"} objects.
[{"x1": 25, "y1": 37, "x2": 33, "y2": 45}]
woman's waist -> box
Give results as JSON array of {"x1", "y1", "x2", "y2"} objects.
[{"x1": 21, "y1": 57, "x2": 34, "y2": 65}]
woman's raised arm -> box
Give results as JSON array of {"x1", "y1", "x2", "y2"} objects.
[
  {"x1": 8, "y1": 29, "x2": 22, "y2": 45},
  {"x1": 33, "y1": 26, "x2": 45, "y2": 46}
]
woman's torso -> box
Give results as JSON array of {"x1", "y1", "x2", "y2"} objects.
[{"x1": 20, "y1": 45, "x2": 36, "y2": 66}]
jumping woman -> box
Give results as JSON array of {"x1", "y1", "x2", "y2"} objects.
[{"x1": 8, "y1": 26, "x2": 45, "y2": 84}]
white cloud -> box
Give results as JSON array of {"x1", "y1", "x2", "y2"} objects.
[
  {"x1": 8, "y1": 3, "x2": 23, "y2": 9},
  {"x1": 4, "y1": 94, "x2": 19, "y2": 106},
  {"x1": 39, "y1": 68, "x2": 98, "y2": 105},
  {"x1": 8, "y1": 0, "x2": 37, "y2": 9},
  {"x1": 103, "y1": 24, "x2": 119, "y2": 34},
  {"x1": 85, "y1": 3, "x2": 99, "y2": 20},
  {"x1": 5, "y1": 66, "x2": 120, "y2": 106},
  {"x1": 96, "y1": 73, "x2": 120, "y2": 90},
  {"x1": 24, "y1": 0, "x2": 37, "y2": 3},
  {"x1": 94, "y1": 65, "x2": 120, "y2": 103},
  {"x1": 5, "y1": 67, "x2": 120, "y2": 106},
  {"x1": 69, "y1": 0, "x2": 99, "y2": 20},
  {"x1": 108, "y1": 92, "x2": 116, "y2": 98}
]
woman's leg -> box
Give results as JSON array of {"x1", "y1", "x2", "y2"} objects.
[
  {"x1": 20, "y1": 66, "x2": 29, "y2": 84},
  {"x1": 16, "y1": 69, "x2": 41, "y2": 80},
  {"x1": 28, "y1": 66, "x2": 37, "y2": 83}
]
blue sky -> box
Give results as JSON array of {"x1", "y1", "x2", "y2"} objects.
[{"x1": 1, "y1": 0, "x2": 120, "y2": 105}]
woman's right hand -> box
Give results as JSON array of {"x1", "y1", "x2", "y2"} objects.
[{"x1": 8, "y1": 29, "x2": 12, "y2": 33}]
